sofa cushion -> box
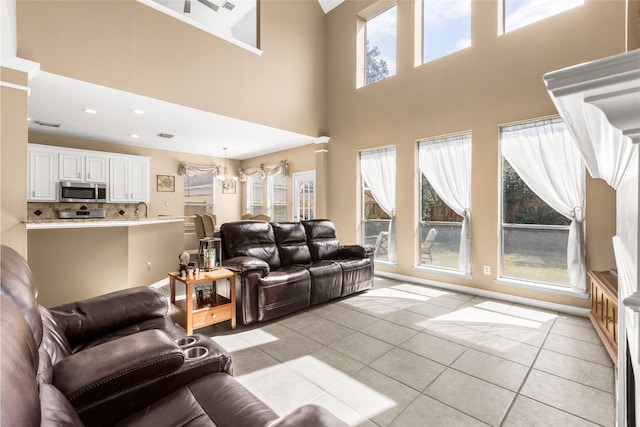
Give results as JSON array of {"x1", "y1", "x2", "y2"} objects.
[
  {"x1": 272, "y1": 222, "x2": 312, "y2": 266},
  {"x1": 302, "y1": 220, "x2": 340, "y2": 260},
  {"x1": 221, "y1": 221, "x2": 281, "y2": 270},
  {"x1": 306, "y1": 261, "x2": 343, "y2": 305},
  {"x1": 116, "y1": 372, "x2": 278, "y2": 427},
  {"x1": 258, "y1": 267, "x2": 311, "y2": 321}
]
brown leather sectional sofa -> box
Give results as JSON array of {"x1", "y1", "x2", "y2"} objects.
[
  {"x1": 0, "y1": 244, "x2": 347, "y2": 427},
  {"x1": 220, "y1": 219, "x2": 375, "y2": 324}
]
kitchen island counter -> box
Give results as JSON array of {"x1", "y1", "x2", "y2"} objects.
[{"x1": 25, "y1": 216, "x2": 184, "y2": 229}]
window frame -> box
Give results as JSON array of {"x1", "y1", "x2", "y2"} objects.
[
  {"x1": 498, "y1": 117, "x2": 584, "y2": 293},
  {"x1": 357, "y1": 0, "x2": 398, "y2": 88},
  {"x1": 418, "y1": 0, "x2": 472, "y2": 65}
]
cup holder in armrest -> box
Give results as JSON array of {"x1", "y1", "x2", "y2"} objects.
[
  {"x1": 175, "y1": 336, "x2": 197, "y2": 347},
  {"x1": 184, "y1": 346, "x2": 209, "y2": 360}
]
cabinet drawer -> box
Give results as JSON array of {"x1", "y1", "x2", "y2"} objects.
[{"x1": 193, "y1": 304, "x2": 233, "y2": 326}]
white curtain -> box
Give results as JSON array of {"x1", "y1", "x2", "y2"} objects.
[
  {"x1": 501, "y1": 118, "x2": 586, "y2": 292},
  {"x1": 361, "y1": 147, "x2": 396, "y2": 262},
  {"x1": 418, "y1": 134, "x2": 472, "y2": 274}
]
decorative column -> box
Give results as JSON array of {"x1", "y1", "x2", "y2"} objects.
[{"x1": 314, "y1": 137, "x2": 330, "y2": 219}]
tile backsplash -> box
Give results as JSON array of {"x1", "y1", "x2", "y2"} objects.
[{"x1": 27, "y1": 202, "x2": 148, "y2": 221}]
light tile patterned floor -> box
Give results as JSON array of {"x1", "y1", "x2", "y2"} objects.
[{"x1": 196, "y1": 276, "x2": 616, "y2": 426}]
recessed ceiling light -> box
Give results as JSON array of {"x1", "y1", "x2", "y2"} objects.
[
  {"x1": 129, "y1": 134, "x2": 140, "y2": 138},
  {"x1": 132, "y1": 109, "x2": 145, "y2": 115},
  {"x1": 82, "y1": 108, "x2": 97, "y2": 114}
]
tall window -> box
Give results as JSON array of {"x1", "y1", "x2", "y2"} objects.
[
  {"x1": 418, "y1": 133, "x2": 472, "y2": 273},
  {"x1": 365, "y1": 5, "x2": 397, "y2": 85},
  {"x1": 246, "y1": 175, "x2": 264, "y2": 215},
  {"x1": 268, "y1": 173, "x2": 287, "y2": 222},
  {"x1": 422, "y1": 0, "x2": 471, "y2": 63},
  {"x1": 361, "y1": 146, "x2": 396, "y2": 263},
  {"x1": 504, "y1": 0, "x2": 584, "y2": 33},
  {"x1": 500, "y1": 118, "x2": 585, "y2": 291},
  {"x1": 184, "y1": 173, "x2": 215, "y2": 234}
]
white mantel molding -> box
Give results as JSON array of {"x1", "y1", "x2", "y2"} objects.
[{"x1": 545, "y1": 49, "x2": 640, "y2": 144}]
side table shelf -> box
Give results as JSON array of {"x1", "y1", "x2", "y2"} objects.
[
  {"x1": 588, "y1": 270, "x2": 618, "y2": 366},
  {"x1": 169, "y1": 269, "x2": 236, "y2": 336}
]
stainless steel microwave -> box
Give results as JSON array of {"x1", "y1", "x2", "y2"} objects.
[{"x1": 59, "y1": 182, "x2": 107, "y2": 203}]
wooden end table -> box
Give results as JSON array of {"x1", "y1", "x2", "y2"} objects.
[{"x1": 168, "y1": 268, "x2": 236, "y2": 336}]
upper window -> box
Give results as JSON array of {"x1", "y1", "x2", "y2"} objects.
[
  {"x1": 365, "y1": 5, "x2": 397, "y2": 85},
  {"x1": 268, "y1": 173, "x2": 287, "y2": 222},
  {"x1": 246, "y1": 175, "x2": 264, "y2": 215},
  {"x1": 504, "y1": 0, "x2": 584, "y2": 33},
  {"x1": 422, "y1": 0, "x2": 471, "y2": 63},
  {"x1": 184, "y1": 173, "x2": 215, "y2": 234},
  {"x1": 500, "y1": 118, "x2": 585, "y2": 290}
]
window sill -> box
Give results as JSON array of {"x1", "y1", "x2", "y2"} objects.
[
  {"x1": 412, "y1": 265, "x2": 472, "y2": 280},
  {"x1": 495, "y1": 278, "x2": 589, "y2": 299},
  {"x1": 374, "y1": 260, "x2": 398, "y2": 267}
]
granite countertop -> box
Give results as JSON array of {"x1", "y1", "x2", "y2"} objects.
[{"x1": 25, "y1": 216, "x2": 185, "y2": 229}]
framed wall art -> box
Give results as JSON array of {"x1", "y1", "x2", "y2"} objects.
[
  {"x1": 157, "y1": 175, "x2": 175, "y2": 192},
  {"x1": 222, "y1": 179, "x2": 236, "y2": 194}
]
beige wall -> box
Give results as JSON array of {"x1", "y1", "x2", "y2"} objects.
[
  {"x1": 16, "y1": 0, "x2": 327, "y2": 137},
  {"x1": 325, "y1": 0, "x2": 625, "y2": 308},
  {"x1": 1, "y1": 66, "x2": 29, "y2": 257}
]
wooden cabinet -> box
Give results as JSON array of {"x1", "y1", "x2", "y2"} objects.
[
  {"x1": 588, "y1": 270, "x2": 618, "y2": 365},
  {"x1": 27, "y1": 145, "x2": 57, "y2": 201},
  {"x1": 109, "y1": 156, "x2": 149, "y2": 203}
]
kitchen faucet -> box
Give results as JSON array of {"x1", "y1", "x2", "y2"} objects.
[{"x1": 135, "y1": 201, "x2": 149, "y2": 218}]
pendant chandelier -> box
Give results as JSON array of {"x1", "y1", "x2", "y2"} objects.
[{"x1": 217, "y1": 147, "x2": 238, "y2": 185}]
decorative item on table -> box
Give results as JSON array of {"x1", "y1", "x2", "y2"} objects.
[
  {"x1": 178, "y1": 251, "x2": 191, "y2": 277},
  {"x1": 204, "y1": 248, "x2": 218, "y2": 270},
  {"x1": 195, "y1": 284, "x2": 212, "y2": 307}
]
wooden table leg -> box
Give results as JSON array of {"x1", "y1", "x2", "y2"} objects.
[
  {"x1": 169, "y1": 276, "x2": 176, "y2": 305},
  {"x1": 185, "y1": 280, "x2": 193, "y2": 336}
]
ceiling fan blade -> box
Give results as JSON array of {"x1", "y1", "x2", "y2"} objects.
[
  {"x1": 197, "y1": 0, "x2": 219, "y2": 12},
  {"x1": 183, "y1": 0, "x2": 191, "y2": 13}
]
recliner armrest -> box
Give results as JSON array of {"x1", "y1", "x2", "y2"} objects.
[
  {"x1": 223, "y1": 256, "x2": 270, "y2": 275},
  {"x1": 53, "y1": 329, "x2": 184, "y2": 408},
  {"x1": 337, "y1": 244, "x2": 374, "y2": 259},
  {"x1": 50, "y1": 286, "x2": 168, "y2": 347}
]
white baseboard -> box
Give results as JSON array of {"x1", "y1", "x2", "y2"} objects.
[{"x1": 375, "y1": 271, "x2": 590, "y2": 317}]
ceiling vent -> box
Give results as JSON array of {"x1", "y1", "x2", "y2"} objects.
[
  {"x1": 34, "y1": 120, "x2": 61, "y2": 128},
  {"x1": 222, "y1": 1, "x2": 235, "y2": 10},
  {"x1": 158, "y1": 133, "x2": 174, "y2": 139}
]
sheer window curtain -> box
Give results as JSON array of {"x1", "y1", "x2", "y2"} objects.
[
  {"x1": 418, "y1": 134, "x2": 472, "y2": 274},
  {"x1": 361, "y1": 147, "x2": 397, "y2": 262},
  {"x1": 501, "y1": 118, "x2": 586, "y2": 292}
]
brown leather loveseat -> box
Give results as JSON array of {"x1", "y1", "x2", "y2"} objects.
[
  {"x1": 220, "y1": 219, "x2": 375, "y2": 324},
  {"x1": 0, "y1": 244, "x2": 347, "y2": 427}
]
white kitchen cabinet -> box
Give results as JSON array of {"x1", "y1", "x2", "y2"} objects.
[
  {"x1": 28, "y1": 145, "x2": 57, "y2": 201},
  {"x1": 85, "y1": 155, "x2": 108, "y2": 183},
  {"x1": 109, "y1": 156, "x2": 149, "y2": 203},
  {"x1": 58, "y1": 152, "x2": 84, "y2": 182},
  {"x1": 58, "y1": 152, "x2": 108, "y2": 183}
]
